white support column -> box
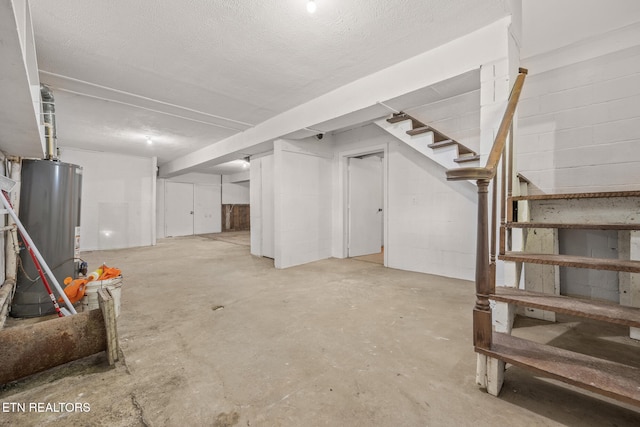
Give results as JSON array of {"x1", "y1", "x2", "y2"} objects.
[
  {"x1": 476, "y1": 353, "x2": 488, "y2": 388},
  {"x1": 476, "y1": 353, "x2": 505, "y2": 397},
  {"x1": 487, "y1": 357, "x2": 506, "y2": 396},
  {"x1": 492, "y1": 300, "x2": 516, "y2": 334}
]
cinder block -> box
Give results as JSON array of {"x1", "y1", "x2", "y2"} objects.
[
  {"x1": 539, "y1": 85, "x2": 594, "y2": 115},
  {"x1": 593, "y1": 117, "x2": 640, "y2": 144},
  {"x1": 593, "y1": 73, "x2": 640, "y2": 104},
  {"x1": 602, "y1": 47, "x2": 640, "y2": 81},
  {"x1": 481, "y1": 81, "x2": 496, "y2": 105},
  {"x1": 495, "y1": 77, "x2": 511, "y2": 102}
]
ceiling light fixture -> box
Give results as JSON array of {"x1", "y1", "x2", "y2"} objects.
[
  {"x1": 306, "y1": 0, "x2": 317, "y2": 14},
  {"x1": 146, "y1": 136, "x2": 153, "y2": 145}
]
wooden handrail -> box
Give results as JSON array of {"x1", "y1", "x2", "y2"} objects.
[
  {"x1": 446, "y1": 68, "x2": 528, "y2": 182},
  {"x1": 443, "y1": 67, "x2": 528, "y2": 351}
]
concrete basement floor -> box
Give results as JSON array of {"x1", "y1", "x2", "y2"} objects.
[{"x1": 1, "y1": 233, "x2": 640, "y2": 426}]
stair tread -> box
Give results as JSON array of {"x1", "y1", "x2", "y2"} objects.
[
  {"x1": 511, "y1": 190, "x2": 640, "y2": 201},
  {"x1": 386, "y1": 114, "x2": 410, "y2": 123},
  {"x1": 491, "y1": 287, "x2": 640, "y2": 328},
  {"x1": 478, "y1": 332, "x2": 640, "y2": 407},
  {"x1": 499, "y1": 252, "x2": 640, "y2": 273},
  {"x1": 505, "y1": 222, "x2": 640, "y2": 230},
  {"x1": 428, "y1": 140, "x2": 456, "y2": 149},
  {"x1": 454, "y1": 154, "x2": 480, "y2": 163},
  {"x1": 406, "y1": 126, "x2": 431, "y2": 136}
]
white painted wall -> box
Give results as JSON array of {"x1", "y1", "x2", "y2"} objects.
[
  {"x1": 156, "y1": 172, "x2": 223, "y2": 238},
  {"x1": 387, "y1": 141, "x2": 477, "y2": 280},
  {"x1": 59, "y1": 148, "x2": 156, "y2": 251},
  {"x1": 250, "y1": 153, "x2": 275, "y2": 258},
  {"x1": 522, "y1": 0, "x2": 640, "y2": 58},
  {"x1": 222, "y1": 182, "x2": 250, "y2": 204},
  {"x1": 249, "y1": 156, "x2": 263, "y2": 256},
  {"x1": 274, "y1": 139, "x2": 333, "y2": 269},
  {"x1": 408, "y1": 89, "x2": 481, "y2": 154},
  {"x1": 518, "y1": 38, "x2": 640, "y2": 193},
  {"x1": 332, "y1": 124, "x2": 477, "y2": 281}
]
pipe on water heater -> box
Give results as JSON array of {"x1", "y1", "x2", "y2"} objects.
[{"x1": 40, "y1": 85, "x2": 57, "y2": 160}]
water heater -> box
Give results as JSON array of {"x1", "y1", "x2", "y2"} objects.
[{"x1": 11, "y1": 159, "x2": 82, "y2": 317}]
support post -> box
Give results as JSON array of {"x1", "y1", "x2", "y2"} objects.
[{"x1": 474, "y1": 179, "x2": 492, "y2": 349}]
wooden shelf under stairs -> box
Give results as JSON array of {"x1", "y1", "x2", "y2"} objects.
[
  {"x1": 489, "y1": 189, "x2": 640, "y2": 407},
  {"x1": 386, "y1": 112, "x2": 479, "y2": 164}
]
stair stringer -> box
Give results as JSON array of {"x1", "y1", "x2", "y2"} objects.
[{"x1": 374, "y1": 118, "x2": 479, "y2": 171}]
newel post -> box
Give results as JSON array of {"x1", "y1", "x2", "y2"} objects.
[{"x1": 474, "y1": 179, "x2": 492, "y2": 349}]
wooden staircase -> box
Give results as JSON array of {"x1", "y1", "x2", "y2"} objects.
[
  {"x1": 445, "y1": 67, "x2": 640, "y2": 409},
  {"x1": 495, "y1": 191, "x2": 640, "y2": 407},
  {"x1": 385, "y1": 112, "x2": 479, "y2": 164}
]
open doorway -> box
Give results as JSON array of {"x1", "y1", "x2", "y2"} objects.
[{"x1": 348, "y1": 153, "x2": 384, "y2": 264}]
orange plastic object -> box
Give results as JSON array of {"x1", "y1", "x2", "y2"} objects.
[
  {"x1": 98, "y1": 265, "x2": 121, "y2": 280},
  {"x1": 58, "y1": 277, "x2": 88, "y2": 304}
]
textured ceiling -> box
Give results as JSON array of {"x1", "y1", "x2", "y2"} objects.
[{"x1": 29, "y1": 0, "x2": 510, "y2": 171}]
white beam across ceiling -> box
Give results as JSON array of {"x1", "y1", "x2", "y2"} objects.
[
  {"x1": 0, "y1": 0, "x2": 44, "y2": 158},
  {"x1": 159, "y1": 17, "x2": 511, "y2": 177}
]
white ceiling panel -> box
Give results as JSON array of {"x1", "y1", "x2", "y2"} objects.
[{"x1": 25, "y1": 0, "x2": 510, "y2": 170}]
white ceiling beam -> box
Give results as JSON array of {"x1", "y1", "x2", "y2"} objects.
[
  {"x1": 0, "y1": 0, "x2": 44, "y2": 158},
  {"x1": 39, "y1": 71, "x2": 254, "y2": 132},
  {"x1": 159, "y1": 17, "x2": 511, "y2": 177}
]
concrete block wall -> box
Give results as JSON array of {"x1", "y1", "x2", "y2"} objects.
[
  {"x1": 332, "y1": 124, "x2": 477, "y2": 281},
  {"x1": 518, "y1": 44, "x2": 640, "y2": 193},
  {"x1": 387, "y1": 140, "x2": 477, "y2": 281},
  {"x1": 407, "y1": 90, "x2": 481, "y2": 154}
]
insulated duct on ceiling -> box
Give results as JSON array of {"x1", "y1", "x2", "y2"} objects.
[{"x1": 40, "y1": 84, "x2": 57, "y2": 160}]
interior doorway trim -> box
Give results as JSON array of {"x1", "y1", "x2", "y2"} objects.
[{"x1": 338, "y1": 143, "x2": 389, "y2": 266}]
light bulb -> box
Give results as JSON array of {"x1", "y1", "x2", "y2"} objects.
[
  {"x1": 146, "y1": 136, "x2": 153, "y2": 145},
  {"x1": 306, "y1": 0, "x2": 316, "y2": 14}
]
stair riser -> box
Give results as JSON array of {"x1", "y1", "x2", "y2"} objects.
[
  {"x1": 526, "y1": 197, "x2": 640, "y2": 224},
  {"x1": 501, "y1": 254, "x2": 640, "y2": 273}
]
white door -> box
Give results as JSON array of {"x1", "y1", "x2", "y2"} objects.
[
  {"x1": 165, "y1": 182, "x2": 194, "y2": 237},
  {"x1": 348, "y1": 156, "x2": 383, "y2": 257},
  {"x1": 261, "y1": 155, "x2": 275, "y2": 258},
  {"x1": 194, "y1": 184, "x2": 221, "y2": 234}
]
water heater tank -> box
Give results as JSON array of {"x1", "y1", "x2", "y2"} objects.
[{"x1": 11, "y1": 159, "x2": 82, "y2": 317}]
